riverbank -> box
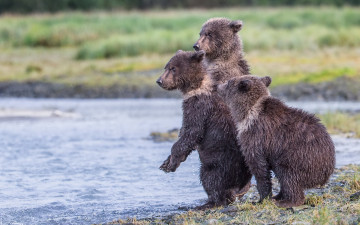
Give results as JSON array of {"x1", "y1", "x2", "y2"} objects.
[
  {"x1": 150, "y1": 110, "x2": 360, "y2": 140},
  {"x1": 1, "y1": 8, "x2": 360, "y2": 100},
  {"x1": 108, "y1": 164, "x2": 360, "y2": 225},
  {"x1": 0, "y1": 80, "x2": 180, "y2": 98},
  {"x1": 0, "y1": 76, "x2": 360, "y2": 100}
]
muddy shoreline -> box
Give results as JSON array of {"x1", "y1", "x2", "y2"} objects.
[{"x1": 0, "y1": 77, "x2": 359, "y2": 100}]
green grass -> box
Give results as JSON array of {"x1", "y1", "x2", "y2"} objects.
[
  {"x1": 75, "y1": 28, "x2": 195, "y2": 59},
  {"x1": 270, "y1": 68, "x2": 358, "y2": 87},
  {"x1": 1, "y1": 46, "x2": 359, "y2": 90},
  {"x1": 1, "y1": 7, "x2": 360, "y2": 91},
  {"x1": 1, "y1": 7, "x2": 360, "y2": 59},
  {"x1": 319, "y1": 112, "x2": 360, "y2": 138},
  {"x1": 108, "y1": 165, "x2": 360, "y2": 225}
]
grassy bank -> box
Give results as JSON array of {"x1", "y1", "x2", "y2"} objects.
[
  {"x1": 0, "y1": 7, "x2": 360, "y2": 98},
  {"x1": 319, "y1": 112, "x2": 360, "y2": 138},
  {"x1": 1, "y1": 47, "x2": 360, "y2": 99},
  {"x1": 2, "y1": 47, "x2": 359, "y2": 87},
  {"x1": 1, "y1": 7, "x2": 360, "y2": 54},
  {"x1": 150, "y1": 112, "x2": 360, "y2": 141},
  {"x1": 109, "y1": 164, "x2": 360, "y2": 225}
]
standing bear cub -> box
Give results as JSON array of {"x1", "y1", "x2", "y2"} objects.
[
  {"x1": 218, "y1": 75, "x2": 335, "y2": 208},
  {"x1": 194, "y1": 18, "x2": 250, "y2": 85},
  {"x1": 156, "y1": 50, "x2": 252, "y2": 209}
]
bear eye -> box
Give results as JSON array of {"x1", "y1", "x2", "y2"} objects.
[
  {"x1": 171, "y1": 67, "x2": 176, "y2": 72},
  {"x1": 207, "y1": 33, "x2": 212, "y2": 37}
]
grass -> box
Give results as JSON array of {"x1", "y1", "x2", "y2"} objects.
[
  {"x1": 107, "y1": 165, "x2": 360, "y2": 225},
  {"x1": 1, "y1": 47, "x2": 359, "y2": 90},
  {"x1": 319, "y1": 112, "x2": 360, "y2": 138},
  {"x1": 75, "y1": 28, "x2": 195, "y2": 59},
  {"x1": 0, "y1": 7, "x2": 360, "y2": 93},
  {"x1": 1, "y1": 7, "x2": 360, "y2": 54}
]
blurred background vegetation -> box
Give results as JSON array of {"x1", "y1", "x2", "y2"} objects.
[
  {"x1": 1, "y1": 0, "x2": 359, "y2": 13},
  {"x1": 0, "y1": 0, "x2": 359, "y2": 98}
]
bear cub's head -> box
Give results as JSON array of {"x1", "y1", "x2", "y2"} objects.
[
  {"x1": 193, "y1": 18, "x2": 243, "y2": 59},
  {"x1": 156, "y1": 50, "x2": 207, "y2": 94},
  {"x1": 218, "y1": 75, "x2": 272, "y2": 109}
]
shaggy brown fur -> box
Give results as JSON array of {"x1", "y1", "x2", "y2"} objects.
[
  {"x1": 218, "y1": 75, "x2": 335, "y2": 208},
  {"x1": 193, "y1": 18, "x2": 250, "y2": 85},
  {"x1": 156, "y1": 50, "x2": 252, "y2": 209}
]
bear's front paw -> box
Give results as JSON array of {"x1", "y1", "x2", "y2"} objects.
[
  {"x1": 167, "y1": 158, "x2": 180, "y2": 172},
  {"x1": 159, "y1": 155, "x2": 181, "y2": 173},
  {"x1": 159, "y1": 155, "x2": 172, "y2": 173}
]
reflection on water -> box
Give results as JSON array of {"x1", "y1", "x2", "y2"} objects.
[{"x1": 0, "y1": 98, "x2": 359, "y2": 224}]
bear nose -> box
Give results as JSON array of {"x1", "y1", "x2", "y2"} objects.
[
  {"x1": 156, "y1": 78, "x2": 162, "y2": 86},
  {"x1": 193, "y1": 44, "x2": 200, "y2": 51}
]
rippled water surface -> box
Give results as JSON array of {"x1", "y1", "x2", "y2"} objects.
[{"x1": 0, "y1": 99, "x2": 359, "y2": 224}]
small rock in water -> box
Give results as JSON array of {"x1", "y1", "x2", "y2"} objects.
[
  {"x1": 149, "y1": 128, "x2": 179, "y2": 142},
  {"x1": 178, "y1": 205, "x2": 191, "y2": 210},
  {"x1": 350, "y1": 191, "x2": 360, "y2": 201}
]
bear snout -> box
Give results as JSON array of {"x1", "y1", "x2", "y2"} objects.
[
  {"x1": 156, "y1": 78, "x2": 163, "y2": 86},
  {"x1": 193, "y1": 43, "x2": 200, "y2": 51}
]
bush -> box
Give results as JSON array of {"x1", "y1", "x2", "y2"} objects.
[{"x1": 318, "y1": 28, "x2": 360, "y2": 47}]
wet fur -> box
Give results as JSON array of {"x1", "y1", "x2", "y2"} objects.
[
  {"x1": 157, "y1": 51, "x2": 252, "y2": 208},
  {"x1": 218, "y1": 75, "x2": 336, "y2": 208}
]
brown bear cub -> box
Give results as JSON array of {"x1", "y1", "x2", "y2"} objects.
[
  {"x1": 156, "y1": 50, "x2": 252, "y2": 209},
  {"x1": 217, "y1": 75, "x2": 335, "y2": 208},
  {"x1": 193, "y1": 18, "x2": 250, "y2": 85}
]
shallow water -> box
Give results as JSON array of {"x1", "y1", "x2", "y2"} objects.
[{"x1": 0, "y1": 98, "x2": 359, "y2": 225}]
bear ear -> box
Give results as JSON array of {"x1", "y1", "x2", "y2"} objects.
[
  {"x1": 261, "y1": 76, "x2": 272, "y2": 87},
  {"x1": 229, "y1": 20, "x2": 243, "y2": 33},
  {"x1": 238, "y1": 79, "x2": 251, "y2": 92},
  {"x1": 191, "y1": 50, "x2": 205, "y2": 62},
  {"x1": 176, "y1": 50, "x2": 184, "y2": 54}
]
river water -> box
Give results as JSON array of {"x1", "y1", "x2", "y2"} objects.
[{"x1": 0, "y1": 98, "x2": 359, "y2": 225}]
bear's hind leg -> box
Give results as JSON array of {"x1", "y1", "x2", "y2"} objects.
[
  {"x1": 225, "y1": 180, "x2": 251, "y2": 204},
  {"x1": 276, "y1": 179, "x2": 305, "y2": 208},
  {"x1": 252, "y1": 165, "x2": 272, "y2": 203},
  {"x1": 197, "y1": 166, "x2": 227, "y2": 210},
  {"x1": 238, "y1": 180, "x2": 251, "y2": 197}
]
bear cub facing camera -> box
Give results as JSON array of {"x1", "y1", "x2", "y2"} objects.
[
  {"x1": 218, "y1": 75, "x2": 335, "y2": 208},
  {"x1": 156, "y1": 50, "x2": 252, "y2": 209}
]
